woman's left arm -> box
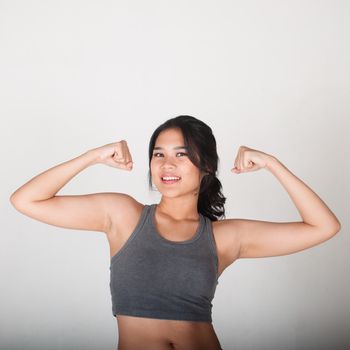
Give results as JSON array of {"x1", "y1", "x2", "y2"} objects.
[{"x1": 227, "y1": 146, "x2": 341, "y2": 259}]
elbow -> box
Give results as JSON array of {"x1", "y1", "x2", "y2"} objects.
[
  {"x1": 313, "y1": 220, "x2": 341, "y2": 238},
  {"x1": 9, "y1": 193, "x2": 24, "y2": 209},
  {"x1": 327, "y1": 219, "x2": 341, "y2": 237},
  {"x1": 9, "y1": 193, "x2": 17, "y2": 206},
  {"x1": 9, "y1": 194, "x2": 19, "y2": 209},
  {"x1": 333, "y1": 220, "x2": 341, "y2": 234}
]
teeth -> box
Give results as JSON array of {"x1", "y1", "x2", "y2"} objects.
[{"x1": 162, "y1": 176, "x2": 180, "y2": 180}]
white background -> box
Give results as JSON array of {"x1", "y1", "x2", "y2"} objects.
[{"x1": 1, "y1": 1, "x2": 349, "y2": 349}]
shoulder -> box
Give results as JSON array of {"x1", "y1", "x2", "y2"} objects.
[{"x1": 103, "y1": 193, "x2": 145, "y2": 234}]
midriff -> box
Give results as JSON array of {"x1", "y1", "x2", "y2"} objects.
[{"x1": 116, "y1": 315, "x2": 222, "y2": 350}]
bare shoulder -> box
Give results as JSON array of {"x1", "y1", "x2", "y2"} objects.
[
  {"x1": 212, "y1": 218, "x2": 242, "y2": 274},
  {"x1": 104, "y1": 193, "x2": 145, "y2": 236}
]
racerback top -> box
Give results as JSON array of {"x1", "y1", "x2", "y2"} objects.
[{"x1": 109, "y1": 204, "x2": 219, "y2": 323}]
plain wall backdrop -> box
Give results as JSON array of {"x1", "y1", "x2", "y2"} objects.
[{"x1": 1, "y1": 1, "x2": 349, "y2": 349}]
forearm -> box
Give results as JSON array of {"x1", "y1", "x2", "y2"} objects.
[
  {"x1": 10, "y1": 150, "x2": 99, "y2": 204},
  {"x1": 265, "y1": 156, "x2": 341, "y2": 232}
]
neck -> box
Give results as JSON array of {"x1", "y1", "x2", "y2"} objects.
[{"x1": 157, "y1": 196, "x2": 199, "y2": 221}]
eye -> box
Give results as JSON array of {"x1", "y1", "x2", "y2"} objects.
[
  {"x1": 176, "y1": 152, "x2": 188, "y2": 157},
  {"x1": 153, "y1": 152, "x2": 163, "y2": 157}
]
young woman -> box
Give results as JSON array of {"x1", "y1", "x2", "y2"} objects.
[{"x1": 10, "y1": 115, "x2": 341, "y2": 350}]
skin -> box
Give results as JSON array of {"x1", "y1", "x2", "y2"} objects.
[
  {"x1": 108, "y1": 128, "x2": 224, "y2": 349},
  {"x1": 10, "y1": 128, "x2": 341, "y2": 350},
  {"x1": 106, "y1": 128, "x2": 341, "y2": 349}
]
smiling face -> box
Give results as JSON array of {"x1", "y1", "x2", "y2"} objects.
[{"x1": 150, "y1": 128, "x2": 205, "y2": 198}]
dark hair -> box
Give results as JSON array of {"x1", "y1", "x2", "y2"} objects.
[{"x1": 148, "y1": 115, "x2": 226, "y2": 221}]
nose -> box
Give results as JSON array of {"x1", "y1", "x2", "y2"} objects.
[{"x1": 160, "y1": 156, "x2": 176, "y2": 169}]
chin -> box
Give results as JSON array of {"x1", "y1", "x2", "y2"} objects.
[
  {"x1": 157, "y1": 187, "x2": 198, "y2": 198},
  {"x1": 157, "y1": 189, "x2": 181, "y2": 197}
]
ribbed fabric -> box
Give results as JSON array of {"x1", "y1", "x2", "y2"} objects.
[{"x1": 109, "y1": 204, "x2": 219, "y2": 323}]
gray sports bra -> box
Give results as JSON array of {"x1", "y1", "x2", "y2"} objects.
[{"x1": 109, "y1": 204, "x2": 219, "y2": 323}]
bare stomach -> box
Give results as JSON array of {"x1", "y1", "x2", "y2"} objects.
[{"x1": 115, "y1": 315, "x2": 223, "y2": 350}]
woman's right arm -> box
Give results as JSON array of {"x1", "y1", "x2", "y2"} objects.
[{"x1": 9, "y1": 141, "x2": 135, "y2": 234}]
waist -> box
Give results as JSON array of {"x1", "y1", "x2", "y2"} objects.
[{"x1": 116, "y1": 315, "x2": 222, "y2": 349}]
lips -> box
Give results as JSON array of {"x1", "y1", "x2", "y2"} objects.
[{"x1": 160, "y1": 175, "x2": 181, "y2": 184}]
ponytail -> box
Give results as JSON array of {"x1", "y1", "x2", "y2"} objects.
[{"x1": 198, "y1": 173, "x2": 226, "y2": 221}]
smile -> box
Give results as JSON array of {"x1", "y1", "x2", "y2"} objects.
[{"x1": 161, "y1": 176, "x2": 181, "y2": 184}]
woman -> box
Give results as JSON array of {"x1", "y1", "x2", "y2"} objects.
[{"x1": 10, "y1": 115, "x2": 341, "y2": 350}]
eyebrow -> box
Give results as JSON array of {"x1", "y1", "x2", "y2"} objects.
[{"x1": 153, "y1": 146, "x2": 188, "y2": 151}]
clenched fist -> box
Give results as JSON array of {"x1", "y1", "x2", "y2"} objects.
[
  {"x1": 92, "y1": 140, "x2": 133, "y2": 170},
  {"x1": 231, "y1": 145, "x2": 274, "y2": 174}
]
